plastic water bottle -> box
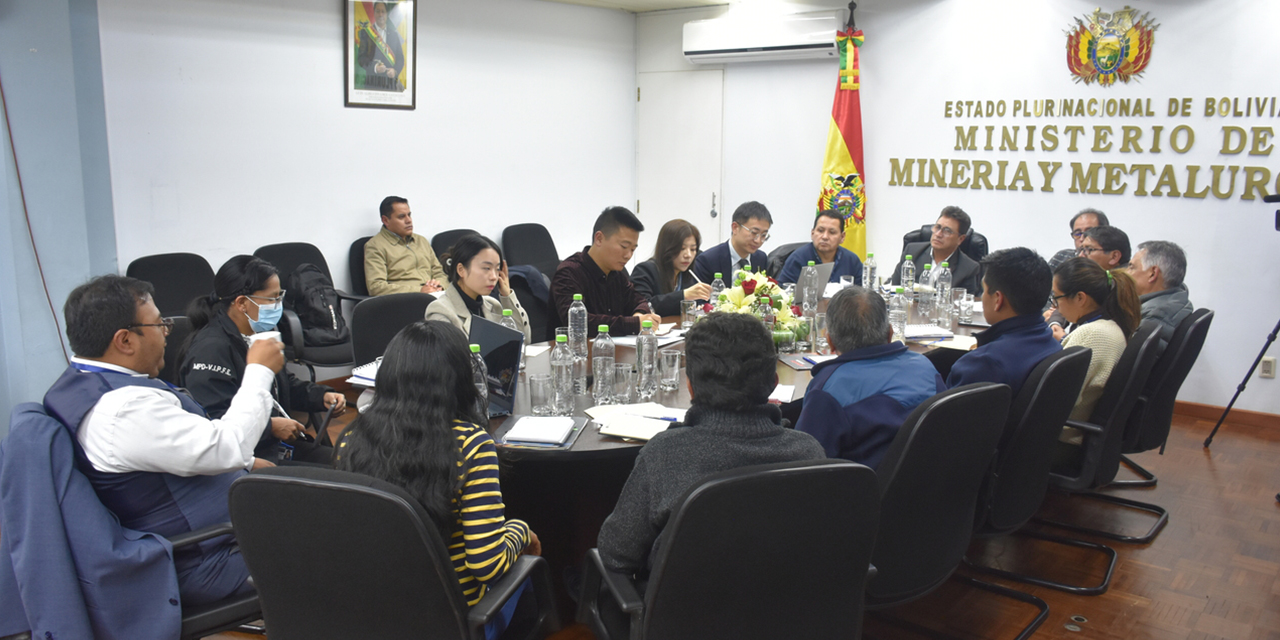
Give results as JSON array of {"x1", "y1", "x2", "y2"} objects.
[
  {"x1": 551, "y1": 335, "x2": 574, "y2": 415},
  {"x1": 568, "y1": 293, "x2": 588, "y2": 357},
  {"x1": 469, "y1": 344, "x2": 489, "y2": 419},
  {"x1": 901, "y1": 256, "x2": 915, "y2": 302},
  {"x1": 936, "y1": 261, "x2": 953, "y2": 307},
  {"x1": 499, "y1": 309, "x2": 523, "y2": 370},
  {"x1": 636, "y1": 320, "x2": 658, "y2": 400},
  {"x1": 865, "y1": 252, "x2": 877, "y2": 290},
  {"x1": 917, "y1": 264, "x2": 934, "y2": 317},
  {"x1": 798, "y1": 261, "x2": 821, "y2": 318},
  {"x1": 592, "y1": 324, "x2": 615, "y2": 405},
  {"x1": 889, "y1": 288, "x2": 908, "y2": 343},
  {"x1": 710, "y1": 272, "x2": 726, "y2": 302}
]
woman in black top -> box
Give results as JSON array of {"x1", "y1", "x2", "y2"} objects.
[
  {"x1": 630, "y1": 219, "x2": 713, "y2": 317},
  {"x1": 179, "y1": 255, "x2": 345, "y2": 464}
]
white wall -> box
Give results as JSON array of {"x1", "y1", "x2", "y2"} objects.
[
  {"x1": 99, "y1": 0, "x2": 637, "y2": 291},
  {"x1": 640, "y1": 0, "x2": 1280, "y2": 415}
]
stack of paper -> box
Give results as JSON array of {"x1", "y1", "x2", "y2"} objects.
[
  {"x1": 598, "y1": 416, "x2": 673, "y2": 442},
  {"x1": 587, "y1": 402, "x2": 686, "y2": 442},
  {"x1": 347, "y1": 359, "x2": 380, "y2": 387},
  {"x1": 612, "y1": 333, "x2": 684, "y2": 348},
  {"x1": 905, "y1": 324, "x2": 954, "y2": 339},
  {"x1": 769, "y1": 384, "x2": 796, "y2": 404},
  {"x1": 502, "y1": 416, "x2": 576, "y2": 445}
]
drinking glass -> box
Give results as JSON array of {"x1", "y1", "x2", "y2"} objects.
[
  {"x1": 529, "y1": 374, "x2": 553, "y2": 416},
  {"x1": 554, "y1": 327, "x2": 568, "y2": 343},
  {"x1": 934, "y1": 293, "x2": 951, "y2": 327},
  {"x1": 813, "y1": 312, "x2": 829, "y2": 355},
  {"x1": 840, "y1": 275, "x2": 855, "y2": 289},
  {"x1": 959, "y1": 293, "x2": 975, "y2": 322},
  {"x1": 774, "y1": 328, "x2": 796, "y2": 354},
  {"x1": 613, "y1": 363, "x2": 634, "y2": 404},
  {"x1": 659, "y1": 349, "x2": 681, "y2": 391},
  {"x1": 680, "y1": 300, "x2": 696, "y2": 330},
  {"x1": 951, "y1": 288, "x2": 967, "y2": 315},
  {"x1": 793, "y1": 317, "x2": 811, "y2": 353}
]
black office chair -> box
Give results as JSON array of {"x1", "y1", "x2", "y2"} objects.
[
  {"x1": 865, "y1": 384, "x2": 1045, "y2": 637},
  {"x1": 502, "y1": 223, "x2": 561, "y2": 279},
  {"x1": 348, "y1": 236, "x2": 374, "y2": 297},
  {"x1": 158, "y1": 316, "x2": 194, "y2": 386},
  {"x1": 351, "y1": 293, "x2": 435, "y2": 366},
  {"x1": 964, "y1": 347, "x2": 1120, "y2": 598},
  {"x1": 577, "y1": 459, "x2": 880, "y2": 640},
  {"x1": 901, "y1": 224, "x2": 989, "y2": 264},
  {"x1": 509, "y1": 270, "x2": 555, "y2": 344},
  {"x1": 1, "y1": 404, "x2": 263, "y2": 640},
  {"x1": 1037, "y1": 321, "x2": 1166, "y2": 544},
  {"x1": 228, "y1": 467, "x2": 559, "y2": 640},
  {"x1": 765, "y1": 242, "x2": 807, "y2": 279},
  {"x1": 1113, "y1": 309, "x2": 1214, "y2": 488},
  {"x1": 252, "y1": 242, "x2": 358, "y2": 380},
  {"x1": 432, "y1": 229, "x2": 480, "y2": 260},
  {"x1": 126, "y1": 252, "x2": 216, "y2": 317}
]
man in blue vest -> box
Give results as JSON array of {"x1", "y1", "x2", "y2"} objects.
[{"x1": 42, "y1": 275, "x2": 284, "y2": 604}]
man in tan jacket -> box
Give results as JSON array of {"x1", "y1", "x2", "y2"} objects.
[{"x1": 363, "y1": 195, "x2": 448, "y2": 295}]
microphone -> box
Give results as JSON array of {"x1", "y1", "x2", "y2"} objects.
[{"x1": 1263, "y1": 194, "x2": 1280, "y2": 203}]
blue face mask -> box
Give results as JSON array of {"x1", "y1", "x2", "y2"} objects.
[{"x1": 245, "y1": 298, "x2": 283, "y2": 333}]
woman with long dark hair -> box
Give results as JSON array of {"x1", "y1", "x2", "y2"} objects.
[
  {"x1": 424, "y1": 234, "x2": 531, "y2": 342},
  {"x1": 180, "y1": 255, "x2": 344, "y2": 464},
  {"x1": 1051, "y1": 256, "x2": 1141, "y2": 421},
  {"x1": 630, "y1": 219, "x2": 712, "y2": 317},
  {"x1": 335, "y1": 321, "x2": 540, "y2": 634}
]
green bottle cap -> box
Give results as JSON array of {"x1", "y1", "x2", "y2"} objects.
[
  {"x1": 941, "y1": 262, "x2": 949, "y2": 268},
  {"x1": 502, "y1": 309, "x2": 513, "y2": 316},
  {"x1": 807, "y1": 261, "x2": 816, "y2": 266},
  {"x1": 923, "y1": 264, "x2": 931, "y2": 270},
  {"x1": 469, "y1": 344, "x2": 481, "y2": 353},
  {"x1": 905, "y1": 255, "x2": 913, "y2": 260},
  {"x1": 598, "y1": 324, "x2": 609, "y2": 332},
  {"x1": 867, "y1": 252, "x2": 875, "y2": 258},
  {"x1": 714, "y1": 272, "x2": 723, "y2": 279},
  {"x1": 641, "y1": 320, "x2": 653, "y2": 328},
  {"x1": 556, "y1": 335, "x2": 567, "y2": 342},
  {"x1": 573, "y1": 293, "x2": 583, "y2": 301},
  {"x1": 896, "y1": 287, "x2": 905, "y2": 293}
]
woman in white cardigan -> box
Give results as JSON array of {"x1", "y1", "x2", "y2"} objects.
[
  {"x1": 424, "y1": 234, "x2": 532, "y2": 343},
  {"x1": 1051, "y1": 256, "x2": 1141, "y2": 425}
]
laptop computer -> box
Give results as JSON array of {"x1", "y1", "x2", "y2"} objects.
[
  {"x1": 793, "y1": 261, "x2": 837, "y2": 308},
  {"x1": 469, "y1": 316, "x2": 525, "y2": 418}
]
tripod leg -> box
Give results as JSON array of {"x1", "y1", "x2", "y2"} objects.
[{"x1": 1205, "y1": 316, "x2": 1280, "y2": 448}]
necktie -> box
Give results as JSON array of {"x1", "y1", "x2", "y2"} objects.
[{"x1": 736, "y1": 258, "x2": 747, "y2": 271}]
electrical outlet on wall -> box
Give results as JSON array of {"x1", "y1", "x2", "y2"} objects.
[{"x1": 1262, "y1": 357, "x2": 1277, "y2": 379}]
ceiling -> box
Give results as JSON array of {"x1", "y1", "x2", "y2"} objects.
[{"x1": 539, "y1": 0, "x2": 729, "y2": 13}]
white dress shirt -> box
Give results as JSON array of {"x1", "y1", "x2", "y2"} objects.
[{"x1": 73, "y1": 357, "x2": 275, "y2": 476}]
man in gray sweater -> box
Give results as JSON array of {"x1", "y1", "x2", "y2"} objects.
[
  {"x1": 1128, "y1": 240, "x2": 1194, "y2": 345},
  {"x1": 597, "y1": 312, "x2": 825, "y2": 584}
]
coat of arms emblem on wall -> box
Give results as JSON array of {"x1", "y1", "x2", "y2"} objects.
[{"x1": 1066, "y1": 6, "x2": 1159, "y2": 86}]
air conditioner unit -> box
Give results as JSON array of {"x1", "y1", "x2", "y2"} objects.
[{"x1": 683, "y1": 10, "x2": 843, "y2": 64}]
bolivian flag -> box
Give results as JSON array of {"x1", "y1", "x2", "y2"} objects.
[{"x1": 816, "y1": 29, "x2": 867, "y2": 258}]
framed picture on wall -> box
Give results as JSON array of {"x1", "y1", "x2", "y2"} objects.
[{"x1": 344, "y1": 1, "x2": 416, "y2": 109}]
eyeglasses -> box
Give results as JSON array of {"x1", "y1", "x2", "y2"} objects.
[
  {"x1": 931, "y1": 224, "x2": 958, "y2": 238},
  {"x1": 127, "y1": 317, "x2": 175, "y2": 335},
  {"x1": 742, "y1": 227, "x2": 770, "y2": 242},
  {"x1": 247, "y1": 290, "x2": 287, "y2": 304},
  {"x1": 1077, "y1": 246, "x2": 1102, "y2": 256},
  {"x1": 1049, "y1": 294, "x2": 1068, "y2": 309},
  {"x1": 1071, "y1": 229, "x2": 1088, "y2": 238}
]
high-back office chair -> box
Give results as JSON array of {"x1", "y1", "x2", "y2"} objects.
[
  {"x1": 964, "y1": 347, "x2": 1121, "y2": 597},
  {"x1": 509, "y1": 270, "x2": 555, "y2": 344},
  {"x1": 1114, "y1": 309, "x2": 1214, "y2": 487},
  {"x1": 126, "y1": 252, "x2": 216, "y2": 317},
  {"x1": 252, "y1": 242, "x2": 358, "y2": 380},
  {"x1": 1038, "y1": 321, "x2": 1166, "y2": 544},
  {"x1": 864, "y1": 383, "x2": 1051, "y2": 639},
  {"x1": 350, "y1": 293, "x2": 435, "y2": 367},
  {"x1": 577, "y1": 459, "x2": 880, "y2": 640},
  {"x1": 502, "y1": 223, "x2": 561, "y2": 279},
  {"x1": 0, "y1": 404, "x2": 263, "y2": 640},
  {"x1": 348, "y1": 236, "x2": 374, "y2": 297},
  {"x1": 431, "y1": 229, "x2": 479, "y2": 260},
  {"x1": 766, "y1": 242, "x2": 807, "y2": 279},
  {"x1": 228, "y1": 467, "x2": 559, "y2": 640},
  {"x1": 900, "y1": 224, "x2": 989, "y2": 264},
  {"x1": 158, "y1": 316, "x2": 194, "y2": 386}
]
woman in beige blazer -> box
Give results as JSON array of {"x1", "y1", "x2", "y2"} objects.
[{"x1": 424, "y1": 234, "x2": 532, "y2": 343}]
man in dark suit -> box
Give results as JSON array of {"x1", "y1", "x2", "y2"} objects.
[
  {"x1": 356, "y1": 2, "x2": 405, "y2": 92},
  {"x1": 891, "y1": 206, "x2": 983, "y2": 296},
  {"x1": 692, "y1": 201, "x2": 772, "y2": 283}
]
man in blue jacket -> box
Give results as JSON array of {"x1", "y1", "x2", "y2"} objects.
[
  {"x1": 947, "y1": 247, "x2": 1061, "y2": 396},
  {"x1": 777, "y1": 209, "x2": 864, "y2": 285},
  {"x1": 796, "y1": 287, "x2": 944, "y2": 468}
]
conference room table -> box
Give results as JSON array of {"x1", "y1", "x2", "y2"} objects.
[{"x1": 485, "y1": 304, "x2": 984, "y2": 617}]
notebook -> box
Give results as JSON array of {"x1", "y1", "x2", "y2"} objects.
[
  {"x1": 793, "y1": 261, "x2": 837, "y2": 307},
  {"x1": 469, "y1": 316, "x2": 525, "y2": 418}
]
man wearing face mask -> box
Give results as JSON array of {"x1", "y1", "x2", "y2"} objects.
[{"x1": 180, "y1": 255, "x2": 344, "y2": 464}]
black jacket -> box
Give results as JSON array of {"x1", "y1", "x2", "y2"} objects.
[
  {"x1": 179, "y1": 312, "x2": 331, "y2": 459},
  {"x1": 890, "y1": 242, "x2": 983, "y2": 295},
  {"x1": 630, "y1": 259, "x2": 701, "y2": 317}
]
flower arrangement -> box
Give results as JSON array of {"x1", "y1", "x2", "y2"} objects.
[{"x1": 705, "y1": 271, "x2": 809, "y2": 344}]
